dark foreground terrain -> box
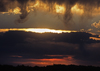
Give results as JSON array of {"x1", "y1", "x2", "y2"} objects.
[{"x1": 0, "y1": 64, "x2": 100, "y2": 71}]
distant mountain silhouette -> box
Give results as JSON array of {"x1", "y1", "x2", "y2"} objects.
[{"x1": 0, "y1": 64, "x2": 100, "y2": 71}]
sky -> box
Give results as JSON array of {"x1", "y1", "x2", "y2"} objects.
[{"x1": 0, "y1": 0, "x2": 100, "y2": 66}]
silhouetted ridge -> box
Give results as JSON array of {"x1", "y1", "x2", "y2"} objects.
[{"x1": 0, "y1": 64, "x2": 100, "y2": 71}]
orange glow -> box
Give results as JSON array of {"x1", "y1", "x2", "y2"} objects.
[
  {"x1": 28, "y1": 1, "x2": 45, "y2": 10},
  {"x1": 71, "y1": 3, "x2": 100, "y2": 16},
  {"x1": 13, "y1": 57, "x2": 77, "y2": 66},
  {"x1": 91, "y1": 7, "x2": 100, "y2": 16},
  {"x1": 0, "y1": 29, "x2": 9, "y2": 32},
  {"x1": 88, "y1": 32, "x2": 97, "y2": 36},
  {"x1": 0, "y1": 0, "x2": 66, "y2": 15},
  {"x1": 39, "y1": 58, "x2": 64, "y2": 62},
  {"x1": 91, "y1": 21, "x2": 100, "y2": 28},
  {"x1": 87, "y1": 29, "x2": 93, "y2": 31},
  {"x1": 1, "y1": 0, "x2": 100, "y2": 16},
  {"x1": 0, "y1": 28, "x2": 76, "y2": 33},
  {"x1": 28, "y1": 0, "x2": 66, "y2": 14},
  {"x1": 71, "y1": 4, "x2": 84, "y2": 15},
  {"x1": 13, "y1": 7, "x2": 21, "y2": 14},
  {"x1": 1, "y1": 7, "x2": 21, "y2": 15},
  {"x1": 55, "y1": 4, "x2": 65, "y2": 14},
  {"x1": 80, "y1": 29, "x2": 84, "y2": 31},
  {"x1": 89, "y1": 37, "x2": 100, "y2": 41},
  {"x1": 33, "y1": 1, "x2": 40, "y2": 7}
]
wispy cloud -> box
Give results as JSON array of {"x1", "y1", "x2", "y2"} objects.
[{"x1": 91, "y1": 20, "x2": 100, "y2": 28}]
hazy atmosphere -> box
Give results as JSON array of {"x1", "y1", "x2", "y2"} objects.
[{"x1": 0, "y1": 0, "x2": 100, "y2": 66}]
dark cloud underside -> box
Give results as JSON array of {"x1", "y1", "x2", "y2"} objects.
[{"x1": 0, "y1": 31, "x2": 100, "y2": 66}]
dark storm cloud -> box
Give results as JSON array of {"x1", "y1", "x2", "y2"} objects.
[
  {"x1": 15, "y1": 0, "x2": 30, "y2": 24},
  {"x1": 0, "y1": 0, "x2": 6, "y2": 12},
  {"x1": 40, "y1": 0, "x2": 100, "y2": 26},
  {"x1": 0, "y1": 0, "x2": 30, "y2": 23},
  {"x1": 0, "y1": 31, "x2": 99, "y2": 45},
  {"x1": 0, "y1": 31, "x2": 100, "y2": 65},
  {"x1": 0, "y1": 0, "x2": 100, "y2": 25},
  {"x1": 41, "y1": 0, "x2": 100, "y2": 4},
  {"x1": 16, "y1": 0, "x2": 28, "y2": 4}
]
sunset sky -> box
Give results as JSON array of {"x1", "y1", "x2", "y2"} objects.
[{"x1": 0, "y1": 0, "x2": 100, "y2": 66}]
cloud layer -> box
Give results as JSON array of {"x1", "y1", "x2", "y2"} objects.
[
  {"x1": 1, "y1": 0, "x2": 100, "y2": 29},
  {"x1": 0, "y1": 31, "x2": 100, "y2": 66},
  {"x1": 0, "y1": 0, "x2": 100, "y2": 66}
]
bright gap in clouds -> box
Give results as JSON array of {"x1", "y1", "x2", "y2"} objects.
[{"x1": 0, "y1": 28, "x2": 77, "y2": 33}]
